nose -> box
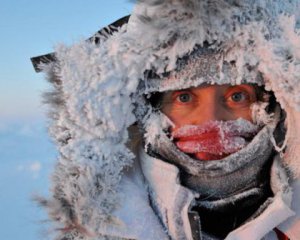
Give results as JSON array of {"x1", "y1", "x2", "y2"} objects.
[{"x1": 189, "y1": 102, "x2": 228, "y2": 125}]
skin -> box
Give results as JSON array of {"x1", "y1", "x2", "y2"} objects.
[{"x1": 161, "y1": 84, "x2": 258, "y2": 160}]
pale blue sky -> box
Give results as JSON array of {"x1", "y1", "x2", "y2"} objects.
[
  {"x1": 0, "y1": 1, "x2": 133, "y2": 239},
  {"x1": 0, "y1": 0, "x2": 133, "y2": 121}
]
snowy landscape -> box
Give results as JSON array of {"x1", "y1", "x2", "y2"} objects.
[{"x1": 0, "y1": 119, "x2": 55, "y2": 239}]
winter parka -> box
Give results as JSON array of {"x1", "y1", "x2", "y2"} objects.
[{"x1": 33, "y1": 0, "x2": 300, "y2": 239}]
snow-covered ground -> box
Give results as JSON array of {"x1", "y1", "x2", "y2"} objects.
[{"x1": 0, "y1": 119, "x2": 56, "y2": 240}]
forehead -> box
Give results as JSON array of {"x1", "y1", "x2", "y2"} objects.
[{"x1": 164, "y1": 83, "x2": 258, "y2": 94}]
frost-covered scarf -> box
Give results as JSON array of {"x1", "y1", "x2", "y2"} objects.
[{"x1": 145, "y1": 115, "x2": 275, "y2": 195}]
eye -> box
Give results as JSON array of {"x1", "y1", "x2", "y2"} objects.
[
  {"x1": 230, "y1": 92, "x2": 248, "y2": 102},
  {"x1": 176, "y1": 93, "x2": 192, "y2": 103}
]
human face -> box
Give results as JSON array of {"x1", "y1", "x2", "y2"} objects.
[{"x1": 161, "y1": 84, "x2": 258, "y2": 160}]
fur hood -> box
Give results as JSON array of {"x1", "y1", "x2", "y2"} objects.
[{"x1": 38, "y1": 0, "x2": 300, "y2": 239}]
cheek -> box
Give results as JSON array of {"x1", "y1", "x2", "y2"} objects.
[
  {"x1": 231, "y1": 108, "x2": 253, "y2": 122},
  {"x1": 166, "y1": 110, "x2": 188, "y2": 126},
  {"x1": 161, "y1": 105, "x2": 191, "y2": 128}
]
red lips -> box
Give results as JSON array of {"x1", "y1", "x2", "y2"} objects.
[{"x1": 172, "y1": 120, "x2": 258, "y2": 161}]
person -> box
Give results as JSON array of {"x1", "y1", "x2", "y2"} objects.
[{"x1": 32, "y1": 0, "x2": 300, "y2": 239}]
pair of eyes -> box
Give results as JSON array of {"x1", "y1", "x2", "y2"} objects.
[{"x1": 174, "y1": 89, "x2": 254, "y2": 106}]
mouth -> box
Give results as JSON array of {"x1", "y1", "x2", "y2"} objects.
[
  {"x1": 174, "y1": 134, "x2": 246, "y2": 161},
  {"x1": 172, "y1": 120, "x2": 258, "y2": 161}
]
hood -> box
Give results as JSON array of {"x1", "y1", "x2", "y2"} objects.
[{"x1": 38, "y1": 0, "x2": 300, "y2": 238}]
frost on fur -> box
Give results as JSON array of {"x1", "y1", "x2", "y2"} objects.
[{"x1": 41, "y1": 25, "x2": 143, "y2": 237}]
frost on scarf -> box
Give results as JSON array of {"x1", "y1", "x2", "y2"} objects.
[{"x1": 40, "y1": 0, "x2": 300, "y2": 239}]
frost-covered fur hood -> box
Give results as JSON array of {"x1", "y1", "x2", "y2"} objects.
[{"x1": 40, "y1": 0, "x2": 300, "y2": 239}]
